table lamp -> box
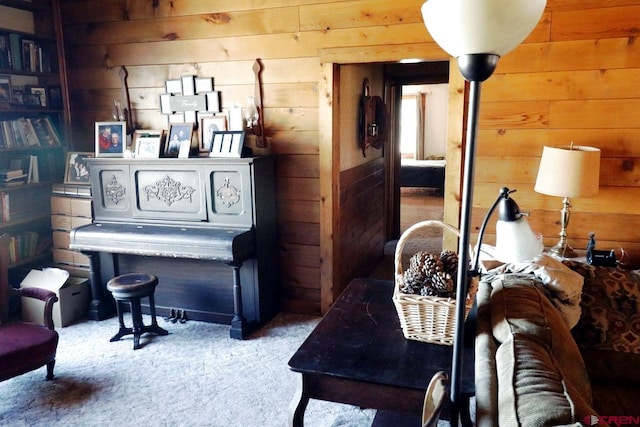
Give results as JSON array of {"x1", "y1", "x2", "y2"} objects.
[
  {"x1": 534, "y1": 144, "x2": 600, "y2": 258},
  {"x1": 421, "y1": 0, "x2": 546, "y2": 422}
]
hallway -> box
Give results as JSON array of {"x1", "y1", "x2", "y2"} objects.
[{"x1": 370, "y1": 187, "x2": 444, "y2": 280}]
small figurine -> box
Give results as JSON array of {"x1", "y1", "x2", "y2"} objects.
[{"x1": 586, "y1": 232, "x2": 617, "y2": 267}]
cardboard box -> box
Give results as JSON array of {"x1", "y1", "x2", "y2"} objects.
[{"x1": 20, "y1": 269, "x2": 91, "y2": 328}]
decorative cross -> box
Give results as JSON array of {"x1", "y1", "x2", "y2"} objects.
[{"x1": 159, "y1": 75, "x2": 222, "y2": 126}]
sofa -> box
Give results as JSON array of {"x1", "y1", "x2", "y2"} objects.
[{"x1": 475, "y1": 260, "x2": 640, "y2": 426}]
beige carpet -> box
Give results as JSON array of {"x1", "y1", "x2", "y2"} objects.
[{"x1": 0, "y1": 313, "x2": 376, "y2": 427}]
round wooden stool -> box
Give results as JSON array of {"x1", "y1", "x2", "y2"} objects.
[{"x1": 106, "y1": 273, "x2": 168, "y2": 350}]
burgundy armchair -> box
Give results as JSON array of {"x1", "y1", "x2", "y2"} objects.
[{"x1": 0, "y1": 234, "x2": 59, "y2": 383}]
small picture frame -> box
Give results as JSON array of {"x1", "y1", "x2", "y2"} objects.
[
  {"x1": 48, "y1": 85, "x2": 62, "y2": 109},
  {"x1": 200, "y1": 115, "x2": 228, "y2": 153},
  {"x1": 165, "y1": 123, "x2": 194, "y2": 158},
  {"x1": 209, "y1": 131, "x2": 245, "y2": 158},
  {"x1": 28, "y1": 86, "x2": 47, "y2": 107},
  {"x1": 133, "y1": 130, "x2": 164, "y2": 159},
  {"x1": 0, "y1": 75, "x2": 11, "y2": 102},
  {"x1": 64, "y1": 152, "x2": 94, "y2": 185},
  {"x1": 95, "y1": 122, "x2": 127, "y2": 157}
]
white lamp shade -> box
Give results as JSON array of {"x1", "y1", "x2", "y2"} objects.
[
  {"x1": 421, "y1": 0, "x2": 546, "y2": 58},
  {"x1": 534, "y1": 145, "x2": 601, "y2": 198},
  {"x1": 495, "y1": 217, "x2": 544, "y2": 263}
]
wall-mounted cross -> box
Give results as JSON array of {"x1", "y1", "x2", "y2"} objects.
[{"x1": 159, "y1": 75, "x2": 222, "y2": 126}]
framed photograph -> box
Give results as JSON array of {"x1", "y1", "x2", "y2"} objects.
[
  {"x1": 165, "y1": 123, "x2": 194, "y2": 158},
  {"x1": 200, "y1": 115, "x2": 228, "y2": 153},
  {"x1": 209, "y1": 131, "x2": 245, "y2": 158},
  {"x1": 0, "y1": 75, "x2": 11, "y2": 102},
  {"x1": 28, "y1": 86, "x2": 47, "y2": 107},
  {"x1": 64, "y1": 152, "x2": 94, "y2": 185},
  {"x1": 165, "y1": 79, "x2": 182, "y2": 94},
  {"x1": 133, "y1": 130, "x2": 164, "y2": 159},
  {"x1": 95, "y1": 121, "x2": 127, "y2": 157},
  {"x1": 48, "y1": 85, "x2": 62, "y2": 109}
]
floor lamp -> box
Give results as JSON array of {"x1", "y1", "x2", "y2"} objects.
[{"x1": 420, "y1": 0, "x2": 546, "y2": 423}]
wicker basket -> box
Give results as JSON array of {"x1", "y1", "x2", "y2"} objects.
[{"x1": 393, "y1": 220, "x2": 478, "y2": 346}]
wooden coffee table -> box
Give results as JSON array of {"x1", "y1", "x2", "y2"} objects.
[{"x1": 287, "y1": 278, "x2": 475, "y2": 426}]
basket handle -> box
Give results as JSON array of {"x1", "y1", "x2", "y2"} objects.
[{"x1": 394, "y1": 220, "x2": 473, "y2": 277}]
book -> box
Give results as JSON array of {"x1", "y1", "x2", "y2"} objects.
[
  {"x1": 29, "y1": 117, "x2": 57, "y2": 146},
  {"x1": 8, "y1": 33, "x2": 21, "y2": 71},
  {"x1": 0, "y1": 192, "x2": 9, "y2": 221},
  {"x1": 0, "y1": 168, "x2": 24, "y2": 179},
  {"x1": 27, "y1": 155, "x2": 39, "y2": 184},
  {"x1": 0, "y1": 173, "x2": 27, "y2": 186},
  {"x1": 19, "y1": 117, "x2": 40, "y2": 146}
]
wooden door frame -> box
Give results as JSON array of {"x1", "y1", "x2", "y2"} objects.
[{"x1": 318, "y1": 44, "x2": 466, "y2": 313}]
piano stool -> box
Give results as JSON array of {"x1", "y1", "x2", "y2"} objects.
[{"x1": 106, "y1": 273, "x2": 169, "y2": 350}]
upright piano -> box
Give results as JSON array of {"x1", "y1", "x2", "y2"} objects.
[{"x1": 69, "y1": 156, "x2": 278, "y2": 339}]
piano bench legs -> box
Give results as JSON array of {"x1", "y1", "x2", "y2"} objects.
[{"x1": 107, "y1": 273, "x2": 169, "y2": 350}]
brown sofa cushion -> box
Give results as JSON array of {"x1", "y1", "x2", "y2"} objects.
[
  {"x1": 490, "y1": 275, "x2": 596, "y2": 425},
  {"x1": 563, "y1": 261, "x2": 640, "y2": 384}
]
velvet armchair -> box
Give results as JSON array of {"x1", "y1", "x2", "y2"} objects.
[{"x1": 0, "y1": 234, "x2": 60, "y2": 382}]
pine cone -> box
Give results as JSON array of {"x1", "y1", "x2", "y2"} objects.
[
  {"x1": 440, "y1": 250, "x2": 458, "y2": 278},
  {"x1": 419, "y1": 253, "x2": 444, "y2": 277},
  {"x1": 409, "y1": 251, "x2": 434, "y2": 272},
  {"x1": 420, "y1": 285, "x2": 440, "y2": 297},
  {"x1": 429, "y1": 271, "x2": 454, "y2": 296},
  {"x1": 401, "y1": 268, "x2": 425, "y2": 294}
]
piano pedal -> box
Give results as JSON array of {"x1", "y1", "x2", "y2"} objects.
[
  {"x1": 164, "y1": 308, "x2": 176, "y2": 323},
  {"x1": 179, "y1": 310, "x2": 188, "y2": 324}
]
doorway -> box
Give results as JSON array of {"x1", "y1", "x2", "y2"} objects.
[
  {"x1": 317, "y1": 53, "x2": 466, "y2": 312},
  {"x1": 384, "y1": 61, "x2": 450, "y2": 238}
]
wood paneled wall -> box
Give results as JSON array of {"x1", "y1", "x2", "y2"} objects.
[{"x1": 59, "y1": 0, "x2": 640, "y2": 315}]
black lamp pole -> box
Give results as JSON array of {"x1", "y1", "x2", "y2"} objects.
[{"x1": 450, "y1": 53, "x2": 498, "y2": 424}]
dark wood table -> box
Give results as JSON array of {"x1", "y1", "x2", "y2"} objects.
[{"x1": 287, "y1": 278, "x2": 475, "y2": 426}]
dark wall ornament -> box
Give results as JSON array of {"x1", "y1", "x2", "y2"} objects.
[{"x1": 358, "y1": 78, "x2": 389, "y2": 157}]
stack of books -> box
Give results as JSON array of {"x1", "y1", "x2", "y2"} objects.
[{"x1": 0, "y1": 167, "x2": 27, "y2": 187}]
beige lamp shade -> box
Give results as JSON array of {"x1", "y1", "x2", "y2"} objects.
[
  {"x1": 534, "y1": 145, "x2": 600, "y2": 198},
  {"x1": 421, "y1": 0, "x2": 546, "y2": 58}
]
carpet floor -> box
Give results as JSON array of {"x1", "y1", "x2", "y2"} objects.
[
  {"x1": 0, "y1": 313, "x2": 376, "y2": 427},
  {"x1": 0, "y1": 190, "x2": 451, "y2": 427}
]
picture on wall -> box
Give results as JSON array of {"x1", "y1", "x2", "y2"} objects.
[
  {"x1": 95, "y1": 122, "x2": 127, "y2": 157},
  {"x1": 64, "y1": 152, "x2": 94, "y2": 184},
  {"x1": 165, "y1": 123, "x2": 194, "y2": 158}
]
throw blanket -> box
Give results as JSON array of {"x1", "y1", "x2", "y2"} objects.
[{"x1": 482, "y1": 254, "x2": 584, "y2": 328}]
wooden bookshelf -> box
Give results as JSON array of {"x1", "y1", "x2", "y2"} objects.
[{"x1": 0, "y1": 0, "x2": 68, "y2": 274}]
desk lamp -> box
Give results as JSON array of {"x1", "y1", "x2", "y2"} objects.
[
  {"x1": 534, "y1": 144, "x2": 600, "y2": 258},
  {"x1": 420, "y1": 0, "x2": 546, "y2": 422},
  {"x1": 474, "y1": 187, "x2": 543, "y2": 267}
]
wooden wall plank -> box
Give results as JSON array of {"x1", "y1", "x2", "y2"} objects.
[
  {"x1": 65, "y1": 23, "x2": 431, "y2": 68},
  {"x1": 549, "y1": 99, "x2": 640, "y2": 129},
  {"x1": 477, "y1": 129, "x2": 640, "y2": 158},
  {"x1": 300, "y1": 0, "x2": 422, "y2": 31},
  {"x1": 480, "y1": 101, "x2": 549, "y2": 129},
  {"x1": 484, "y1": 69, "x2": 640, "y2": 102},
  {"x1": 551, "y1": 6, "x2": 640, "y2": 41},
  {"x1": 63, "y1": 7, "x2": 300, "y2": 45}
]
